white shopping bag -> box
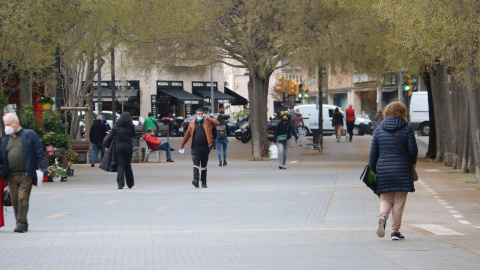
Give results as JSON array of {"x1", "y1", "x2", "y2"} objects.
[
  {"x1": 36, "y1": 170, "x2": 44, "y2": 187},
  {"x1": 269, "y1": 145, "x2": 278, "y2": 159}
]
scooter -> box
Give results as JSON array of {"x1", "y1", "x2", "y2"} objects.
[
  {"x1": 267, "y1": 119, "x2": 278, "y2": 142},
  {"x1": 235, "y1": 120, "x2": 250, "y2": 140},
  {"x1": 241, "y1": 122, "x2": 251, "y2": 143}
]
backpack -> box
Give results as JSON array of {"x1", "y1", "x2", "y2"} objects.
[{"x1": 216, "y1": 125, "x2": 227, "y2": 139}]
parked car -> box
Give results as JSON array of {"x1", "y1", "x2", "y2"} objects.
[
  {"x1": 294, "y1": 104, "x2": 373, "y2": 136},
  {"x1": 80, "y1": 111, "x2": 140, "y2": 138}
]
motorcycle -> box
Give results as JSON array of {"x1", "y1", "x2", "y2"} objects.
[
  {"x1": 235, "y1": 120, "x2": 250, "y2": 140},
  {"x1": 267, "y1": 119, "x2": 279, "y2": 142},
  {"x1": 240, "y1": 122, "x2": 251, "y2": 143}
]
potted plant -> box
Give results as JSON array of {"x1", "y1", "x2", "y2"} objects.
[
  {"x1": 47, "y1": 165, "x2": 67, "y2": 182},
  {"x1": 41, "y1": 132, "x2": 74, "y2": 150},
  {"x1": 38, "y1": 95, "x2": 55, "y2": 110},
  {"x1": 66, "y1": 148, "x2": 78, "y2": 176}
]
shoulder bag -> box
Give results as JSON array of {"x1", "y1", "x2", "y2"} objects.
[
  {"x1": 277, "y1": 124, "x2": 288, "y2": 143},
  {"x1": 389, "y1": 132, "x2": 419, "y2": 181}
]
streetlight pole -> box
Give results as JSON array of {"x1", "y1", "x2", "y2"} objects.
[
  {"x1": 97, "y1": 46, "x2": 102, "y2": 114},
  {"x1": 111, "y1": 48, "x2": 116, "y2": 125},
  {"x1": 210, "y1": 65, "x2": 215, "y2": 113}
]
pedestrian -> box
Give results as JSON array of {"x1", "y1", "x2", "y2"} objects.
[
  {"x1": 0, "y1": 113, "x2": 48, "y2": 233},
  {"x1": 331, "y1": 107, "x2": 344, "y2": 142},
  {"x1": 103, "y1": 115, "x2": 111, "y2": 131},
  {"x1": 0, "y1": 174, "x2": 5, "y2": 229},
  {"x1": 368, "y1": 101, "x2": 418, "y2": 241},
  {"x1": 273, "y1": 114, "x2": 298, "y2": 169},
  {"x1": 292, "y1": 109, "x2": 305, "y2": 146},
  {"x1": 142, "y1": 127, "x2": 175, "y2": 162},
  {"x1": 112, "y1": 112, "x2": 136, "y2": 189},
  {"x1": 144, "y1": 112, "x2": 159, "y2": 134},
  {"x1": 210, "y1": 114, "x2": 217, "y2": 149},
  {"x1": 375, "y1": 108, "x2": 384, "y2": 129},
  {"x1": 179, "y1": 108, "x2": 219, "y2": 188},
  {"x1": 215, "y1": 114, "x2": 228, "y2": 166},
  {"x1": 90, "y1": 115, "x2": 108, "y2": 167},
  {"x1": 345, "y1": 104, "x2": 356, "y2": 142}
]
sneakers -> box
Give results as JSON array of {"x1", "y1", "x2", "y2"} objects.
[
  {"x1": 14, "y1": 226, "x2": 27, "y2": 233},
  {"x1": 192, "y1": 179, "x2": 199, "y2": 188},
  {"x1": 166, "y1": 159, "x2": 175, "y2": 162},
  {"x1": 202, "y1": 183, "x2": 207, "y2": 188},
  {"x1": 170, "y1": 147, "x2": 175, "y2": 151},
  {"x1": 279, "y1": 166, "x2": 287, "y2": 169},
  {"x1": 391, "y1": 232, "x2": 405, "y2": 240},
  {"x1": 376, "y1": 216, "x2": 386, "y2": 238}
]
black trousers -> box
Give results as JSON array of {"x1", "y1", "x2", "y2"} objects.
[
  {"x1": 346, "y1": 121, "x2": 354, "y2": 141},
  {"x1": 192, "y1": 146, "x2": 210, "y2": 183},
  {"x1": 115, "y1": 145, "x2": 134, "y2": 188}
]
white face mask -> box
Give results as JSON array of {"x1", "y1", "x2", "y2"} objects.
[{"x1": 5, "y1": 126, "x2": 14, "y2": 135}]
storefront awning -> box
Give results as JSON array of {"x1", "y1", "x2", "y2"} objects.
[
  {"x1": 193, "y1": 89, "x2": 236, "y2": 104},
  {"x1": 157, "y1": 89, "x2": 204, "y2": 105},
  {"x1": 224, "y1": 87, "x2": 248, "y2": 105},
  {"x1": 93, "y1": 89, "x2": 139, "y2": 102}
]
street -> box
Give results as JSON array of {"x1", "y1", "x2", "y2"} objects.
[{"x1": 1, "y1": 135, "x2": 480, "y2": 270}]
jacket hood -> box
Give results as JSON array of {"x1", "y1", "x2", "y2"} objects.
[
  {"x1": 115, "y1": 112, "x2": 133, "y2": 127},
  {"x1": 380, "y1": 116, "x2": 407, "y2": 132}
]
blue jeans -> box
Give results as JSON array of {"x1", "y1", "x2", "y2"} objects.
[
  {"x1": 278, "y1": 139, "x2": 291, "y2": 166},
  {"x1": 295, "y1": 127, "x2": 303, "y2": 144},
  {"x1": 92, "y1": 143, "x2": 105, "y2": 164},
  {"x1": 156, "y1": 141, "x2": 172, "y2": 160},
  {"x1": 216, "y1": 138, "x2": 228, "y2": 162}
]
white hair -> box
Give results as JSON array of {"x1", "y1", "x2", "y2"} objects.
[
  {"x1": 3, "y1": 113, "x2": 19, "y2": 123},
  {"x1": 96, "y1": 115, "x2": 103, "y2": 120}
]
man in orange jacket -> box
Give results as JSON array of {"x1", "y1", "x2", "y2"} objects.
[
  {"x1": 142, "y1": 128, "x2": 174, "y2": 162},
  {"x1": 179, "y1": 108, "x2": 219, "y2": 188}
]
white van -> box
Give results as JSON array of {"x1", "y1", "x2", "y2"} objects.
[
  {"x1": 294, "y1": 104, "x2": 373, "y2": 136},
  {"x1": 409, "y1": 92, "x2": 429, "y2": 136}
]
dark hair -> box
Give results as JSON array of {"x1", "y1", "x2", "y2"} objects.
[
  {"x1": 148, "y1": 112, "x2": 153, "y2": 117},
  {"x1": 195, "y1": 108, "x2": 204, "y2": 114},
  {"x1": 281, "y1": 113, "x2": 291, "y2": 122},
  {"x1": 217, "y1": 114, "x2": 226, "y2": 126},
  {"x1": 115, "y1": 112, "x2": 134, "y2": 127}
]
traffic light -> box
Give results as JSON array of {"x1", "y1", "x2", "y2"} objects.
[
  {"x1": 294, "y1": 83, "x2": 300, "y2": 96},
  {"x1": 287, "y1": 79, "x2": 294, "y2": 95},
  {"x1": 403, "y1": 74, "x2": 411, "y2": 91},
  {"x1": 304, "y1": 89, "x2": 309, "y2": 98},
  {"x1": 276, "y1": 77, "x2": 285, "y2": 92}
]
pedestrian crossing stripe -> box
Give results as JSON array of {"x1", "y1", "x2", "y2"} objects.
[{"x1": 413, "y1": 224, "x2": 464, "y2": 236}]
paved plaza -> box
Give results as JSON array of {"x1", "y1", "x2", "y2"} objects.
[{"x1": 1, "y1": 135, "x2": 480, "y2": 269}]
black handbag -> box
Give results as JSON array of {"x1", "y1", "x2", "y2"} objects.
[
  {"x1": 361, "y1": 165, "x2": 379, "y2": 197},
  {"x1": 99, "y1": 140, "x2": 117, "y2": 172},
  {"x1": 3, "y1": 187, "x2": 12, "y2": 207}
]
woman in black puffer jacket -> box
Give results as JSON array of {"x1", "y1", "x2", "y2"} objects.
[
  {"x1": 368, "y1": 101, "x2": 418, "y2": 241},
  {"x1": 112, "y1": 112, "x2": 136, "y2": 189}
]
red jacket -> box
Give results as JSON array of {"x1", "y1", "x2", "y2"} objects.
[
  {"x1": 142, "y1": 133, "x2": 162, "y2": 150},
  {"x1": 345, "y1": 107, "x2": 356, "y2": 122}
]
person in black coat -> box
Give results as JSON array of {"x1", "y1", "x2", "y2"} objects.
[
  {"x1": 331, "y1": 107, "x2": 344, "y2": 142},
  {"x1": 90, "y1": 115, "x2": 108, "y2": 167},
  {"x1": 368, "y1": 101, "x2": 418, "y2": 241},
  {"x1": 273, "y1": 114, "x2": 298, "y2": 169},
  {"x1": 112, "y1": 112, "x2": 136, "y2": 189}
]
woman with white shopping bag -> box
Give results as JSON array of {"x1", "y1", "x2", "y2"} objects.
[{"x1": 273, "y1": 114, "x2": 298, "y2": 169}]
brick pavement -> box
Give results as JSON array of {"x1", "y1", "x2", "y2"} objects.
[{"x1": 1, "y1": 136, "x2": 480, "y2": 269}]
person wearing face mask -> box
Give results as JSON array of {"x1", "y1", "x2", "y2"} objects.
[
  {"x1": 273, "y1": 114, "x2": 298, "y2": 169},
  {"x1": 292, "y1": 109, "x2": 305, "y2": 147},
  {"x1": 0, "y1": 113, "x2": 48, "y2": 233},
  {"x1": 179, "y1": 108, "x2": 219, "y2": 188},
  {"x1": 142, "y1": 127, "x2": 175, "y2": 162}
]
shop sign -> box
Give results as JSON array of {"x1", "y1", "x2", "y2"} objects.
[
  {"x1": 157, "y1": 81, "x2": 183, "y2": 89},
  {"x1": 184, "y1": 100, "x2": 199, "y2": 105},
  {"x1": 192, "y1": 81, "x2": 218, "y2": 90}
]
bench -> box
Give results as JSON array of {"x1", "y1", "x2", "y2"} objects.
[
  {"x1": 140, "y1": 138, "x2": 165, "y2": 163},
  {"x1": 157, "y1": 124, "x2": 170, "y2": 140},
  {"x1": 71, "y1": 141, "x2": 92, "y2": 163}
]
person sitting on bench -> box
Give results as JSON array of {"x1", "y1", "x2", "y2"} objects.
[{"x1": 142, "y1": 128, "x2": 175, "y2": 162}]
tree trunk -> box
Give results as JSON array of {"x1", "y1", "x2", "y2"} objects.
[
  {"x1": 462, "y1": 91, "x2": 470, "y2": 173},
  {"x1": 247, "y1": 69, "x2": 271, "y2": 161},
  {"x1": 468, "y1": 85, "x2": 480, "y2": 182},
  {"x1": 451, "y1": 78, "x2": 465, "y2": 169},
  {"x1": 19, "y1": 71, "x2": 32, "y2": 111},
  {"x1": 429, "y1": 66, "x2": 444, "y2": 162},
  {"x1": 423, "y1": 69, "x2": 436, "y2": 159}
]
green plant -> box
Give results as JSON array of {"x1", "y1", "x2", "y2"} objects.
[
  {"x1": 42, "y1": 110, "x2": 68, "y2": 134},
  {"x1": 47, "y1": 166, "x2": 67, "y2": 177},
  {"x1": 40, "y1": 132, "x2": 74, "y2": 149},
  {"x1": 18, "y1": 105, "x2": 43, "y2": 135},
  {"x1": 231, "y1": 110, "x2": 249, "y2": 120},
  {"x1": 38, "y1": 95, "x2": 55, "y2": 105}
]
